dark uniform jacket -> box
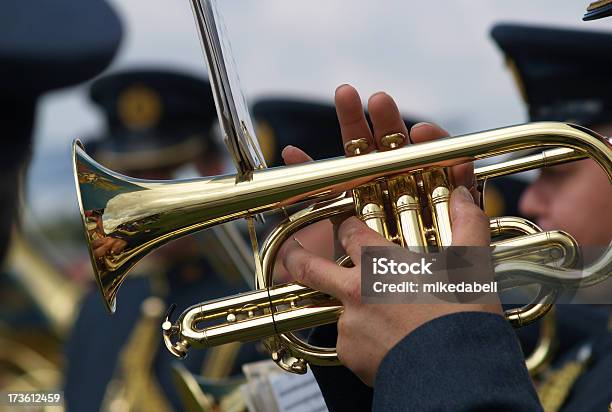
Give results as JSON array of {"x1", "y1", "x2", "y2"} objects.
[{"x1": 311, "y1": 309, "x2": 612, "y2": 412}]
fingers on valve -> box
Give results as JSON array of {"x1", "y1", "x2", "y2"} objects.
[
  {"x1": 335, "y1": 84, "x2": 375, "y2": 154},
  {"x1": 367, "y1": 91, "x2": 410, "y2": 150}
]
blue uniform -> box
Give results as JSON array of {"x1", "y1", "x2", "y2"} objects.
[
  {"x1": 373, "y1": 312, "x2": 541, "y2": 412},
  {"x1": 310, "y1": 309, "x2": 611, "y2": 412},
  {"x1": 64, "y1": 260, "x2": 263, "y2": 411}
]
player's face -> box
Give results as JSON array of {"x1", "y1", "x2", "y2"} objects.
[{"x1": 519, "y1": 132, "x2": 612, "y2": 246}]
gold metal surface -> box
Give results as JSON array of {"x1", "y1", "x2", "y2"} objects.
[
  {"x1": 525, "y1": 307, "x2": 556, "y2": 377},
  {"x1": 73, "y1": 121, "x2": 612, "y2": 373},
  {"x1": 422, "y1": 168, "x2": 453, "y2": 248},
  {"x1": 73, "y1": 121, "x2": 612, "y2": 313},
  {"x1": 380, "y1": 133, "x2": 406, "y2": 149},
  {"x1": 157, "y1": 221, "x2": 587, "y2": 373},
  {"x1": 474, "y1": 147, "x2": 585, "y2": 181},
  {"x1": 388, "y1": 174, "x2": 426, "y2": 249},
  {"x1": 353, "y1": 183, "x2": 389, "y2": 236},
  {"x1": 344, "y1": 138, "x2": 369, "y2": 155}
]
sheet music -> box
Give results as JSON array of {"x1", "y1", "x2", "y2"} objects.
[
  {"x1": 269, "y1": 370, "x2": 328, "y2": 412},
  {"x1": 241, "y1": 360, "x2": 328, "y2": 412}
]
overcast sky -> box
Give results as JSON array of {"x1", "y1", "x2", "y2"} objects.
[{"x1": 26, "y1": 0, "x2": 611, "y2": 218}]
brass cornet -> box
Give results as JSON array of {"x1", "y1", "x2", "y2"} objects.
[
  {"x1": 73, "y1": 122, "x2": 612, "y2": 373},
  {"x1": 72, "y1": 0, "x2": 611, "y2": 375}
]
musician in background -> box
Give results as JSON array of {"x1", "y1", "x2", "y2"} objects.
[
  {"x1": 491, "y1": 22, "x2": 612, "y2": 412},
  {"x1": 491, "y1": 23, "x2": 612, "y2": 247},
  {"x1": 0, "y1": 0, "x2": 121, "y2": 264},
  {"x1": 64, "y1": 69, "x2": 261, "y2": 412},
  {"x1": 0, "y1": 0, "x2": 121, "y2": 395}
]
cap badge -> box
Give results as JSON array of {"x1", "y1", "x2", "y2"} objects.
[{"x1": 117, "y1": 85, "x2": 162, "y2": 130}]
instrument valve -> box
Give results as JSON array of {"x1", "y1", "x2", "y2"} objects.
[
  {"x1": 380, "y1": 132, "x2": 406, "y2": 150},
  {"x1": 344, "y1": 138, "x2": 369, "y2": 156}
]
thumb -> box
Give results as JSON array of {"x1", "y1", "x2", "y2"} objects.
[{"x1": 450, "y1": 186, "x2": 490, "y2": 247}]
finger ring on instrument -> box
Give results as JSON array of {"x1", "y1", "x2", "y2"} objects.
[
  {"x1": 380, "y1": 133, "x2": 406, "y2": 149},
  {"x1": 344, "y1": 138, "x2": 370, "y2": 156}
]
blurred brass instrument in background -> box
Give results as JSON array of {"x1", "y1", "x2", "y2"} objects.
[
  {"x1": 72, "y1": 0, "x2": 611, "y2": 375},
  {"x1": 5, "y1": 229, "x2": 81, "y2": 338},
  {"x1": 1, "y1": 229, "x2": 81, "y2": 409}
]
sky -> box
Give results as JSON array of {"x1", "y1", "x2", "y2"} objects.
[{"x1": 26, "y1": 0, "x2": 611, "y2": 220}]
